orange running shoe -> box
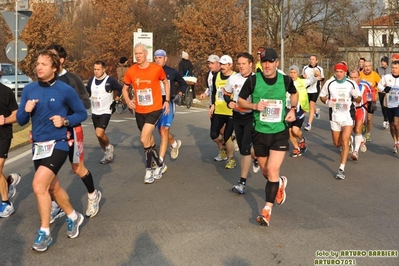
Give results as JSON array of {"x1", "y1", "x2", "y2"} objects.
[
  {"x1": 275, "y1": 176, "x2": 287, "y2": 205},
  {"x1": 256, "y1": 206, "x2": 272, "y2": 226}
]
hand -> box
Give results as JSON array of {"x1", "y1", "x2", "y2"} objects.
[
  {"x1": 384, "y1": 86, "x2": 392, "y2": 93},
  {"x1": 228, "y1": 101, "x2": 237, "y2": 109},
  {"x1": 25, "y1": 99, "x2": 39, "y2": 113},
  {"x1": 0, "y1": 115, "x2": 5, "y2": 126},
  {"x1": 127, "y1": 99, "x2": 136, "y2": 110},
  {"x1": 163, "y1": 101, "x2": 170, "y2": 115},
  {"x1": 49, "y1": 115, "x2": 64, "y2": 128},
  {"x1": 173, "y1": 94, "x2": 181, "y2": 104},
  {"x1": 208, "y1": 105, "x2": 215, "y2": 118},
  {"x1": 200, "y1": 93, "x2": 206, "y2": 100},
  {"x1": 327, "y1": 98, "x2": 337, "y2": 108},
  {"x1": 285, "y1": 109, "x2": 296, "y2": 122}
]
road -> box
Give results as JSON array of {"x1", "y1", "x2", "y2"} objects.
[{"x1": 1, "y1": 104, "x2": 398, "y2": 266}]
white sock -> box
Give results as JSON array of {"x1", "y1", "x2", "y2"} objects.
[
  {"x1": 106, "y1": 145, "x2": 111, "y2": 150},
  {"x1": 171, "y1": 141, "x2": 177, "y2": 148},
  {"x1": 339, "y1": 164, "x2": 345, "y2": 171},
  {"x1": 67, "y1": 210, "x2": 78, "y2": 221},
  {"x1": 160, "y1": 157, "x2": 163, "y2": 163},
  {"x1": 355, "y1": 134, "x2": 363, "y2": 152},
  {"x1": 40, "y1": 227, "x2": 50, "y2": 235},
  {"x1": 88, "y1": 191, "x2": 96, "y2": 200}
]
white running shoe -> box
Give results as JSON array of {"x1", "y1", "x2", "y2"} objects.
[
  {"x1": 0, "y1": 202, "x2": 14, "y2": 218},
  {"x1": 252, "y1": 159, "x2": 260, "y2": 173},
  {"x1": 144, "y1": 169, "x2": 154, "y2": 184},
  {"x1": 105, "y1": 144, "x2": 114, "y2": 161},
  {"x1": 153, "y1": 163, "x2": 167, "y2": 179},
  {"x1": 8, "y1": 173, "x2": 21, "y2": 199},
  {"x1": 86, "y1": 190, "x2": 102, "y2": 218},
  {"x1": 170, "y1": 140, "x2": 181, "y2": 160},
  {"x1": 50, "y1": 205, "x2": 65, "y2": 224}
]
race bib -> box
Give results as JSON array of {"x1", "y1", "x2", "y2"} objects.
[
  {"x1": 32, "y1": 140, "x2": 56, "y2": 160},
  {"x1": 137, "y1": 88, "x2": 154, "y2": 106},
  {"x1": 335, "y1": 101, "x2": 349, "y2": 111},
  {"x1": 388, "y1": 90, "x2": 399, "y2": 106},
  {"x1": 260, "y1": 99, "x2": 283, "y2": 122},
  {"x1": 366, "y1": 92, "x2": 373, "y2": 102},
  {"x1": 91, "y1": 97, "x2": 101, "y2": 109},
  {"x1": 217, "y1": 87, "x2": 225, "y2": 102}
]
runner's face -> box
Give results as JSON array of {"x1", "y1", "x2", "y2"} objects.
[
  {"x1": 309, "y1": 56, "x2": 317, "y2": 67},
  {"x1": 36, "y1": 55, "x2": 56, "y2": 82},
  {"x1": 349, "y1": 73, "x2": 360, "y2": 84},
  {"x1": 208, "y1": 61, "x2": 220, "y2": 72},
  {"x1": 237, "y1": 57, "x2": 252, "y2": 76},
  {"x1": 335, "y1": 69, "x2": 346, "y2": 81},
  {"x1": 135, "y1": 46, "x2": 147, "y2": 64},
  {"x1": 363, "y1": 62, "x2": 372, "y2": 74},
  {"x1": 154, "y1": 56, "x2": 166, "y2": 66},
  {"x1": 261, "y1": 60, "x2": 279, "y2": 78},
  {"x1": 220, "y1": 63, "x2": 232, "y2": 75},
  {"x1": 289, "y1": 69, "x2": 298, "y2": 80},
  {"x1": 93, "y1": 64, "x2": 105, "y2": 78},
  {"x1": 391, "y1": 64, "x2": 399, "y2": 76}
]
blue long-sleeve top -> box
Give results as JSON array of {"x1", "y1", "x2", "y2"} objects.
[{"x1": 17, "y1": 79, "x2": 88, "y2": 152}]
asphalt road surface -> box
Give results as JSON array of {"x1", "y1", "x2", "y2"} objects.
[{"x1": 1, "y1": 104, "x2": 398, "y2": 266}]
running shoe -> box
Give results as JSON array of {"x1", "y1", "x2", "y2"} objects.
[
  {"x1": 335, "y1": 169, "x2": 345, "y2": 180},
  {"x1": 290, "y1": 148, "x2": 302, "y2": 158},
  {"x1": 365, "y1": 134, "x2": 371, "y2": 142},
  {"x1": 299, "y1": 137, "x2": 307, "y2": 153},
  {"x1": 66, "y1": 212, "x2": 84, "y2": 239},
  {"x1": 232, "y1": 182, "x2": 245, "y2": 194},
  {"x1": 383, "y1": 121, "x2": 389, "y2": 129},
  {"x1": 394, "y1": 144, "x2": 399, "y2": 154},
  {"x1": 304, "y1": 123, "x2": 311, "y2": 131},
  {"x1": 256, "y1": 206, "x2": 272, "y2": 226},
  {"x1": 144, "y1": 168, "x2": 154, "y2": 184},
  {"x1": 350, "y1": 151, "x2": 359, "y2": 161},
  {"x1": 99, "y1": 154, "x2": 109, "y2": 164},
  {"x1": 0, "y1": 202, "x2": 14, "y2": 218},
  {"x1": 225, "y1": 158, "x2": 236, "y2": 169},
  {"x1": 86, "y1": 190, "x2": 102, "y2": 218},
  {"x1": 50, "y1": 206, "x2": 65, "y2": 224},
  {"x1": 154, "y1": 163, "x2": 167, "y2": 179},
  {"x1": 7, "y1": 173, "x2": 21, "y2": 200},
  {"x1": 275, "y1": 176, "x2": 287, "y2": 205},
  {"x1": 360, "y1": 137, "x2": 367, "y2": 153},
  {"x1": 252, "y1": 159, "x2": 260, "y2": 173},
  {"x1": 214, "y1": 153, "x2": 227, "y2": 161},
  {"x1": 105, "y1": 144, "x2": 114, "y2": 161},
  {"x1": 170, "y1": 140, "x2": 182, "y2": 159},
  {"x1": 32, "y1": 230, "x2": 53, "y2": 252},
  {"x1": 220, "y1": 147, "x2": 227, "y2": 160}
]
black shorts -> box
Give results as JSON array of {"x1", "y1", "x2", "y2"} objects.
[
  {"x1": 233, "y1": 113, "x2": 253, "y2": 156},
  {"x1": 210, "y1": 114, "x2": 234, "y2": 142},
  {"x1": 92, "y1": 114, "x2": 111, "y2": 130},
  {"x1": 367, "y1": 101, "x2": 377, "y2": 114},
  {"x1": 307, "y1": 92, "x2": 319, "y2": 103},
  {"x1": 0, "y1": 138, "x2": 11, "y2": 159},
  {"x1": 287, "y1": 117, "x2": 305, "y2": 129},
  {"x1": 252, "y1": 128, "x2": 289, "y2": 157},
  {"x1": 387, "y1": 107, "x2": 399, "y2": 123},
  {"x1": 33, "y1": 149, "x2": 68, "y2": 175},
  {"x1": 135, "y1": 109, "x2": 163, "y2": 132}
]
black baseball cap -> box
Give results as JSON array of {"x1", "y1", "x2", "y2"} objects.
[{"x1": 260, "y1": 48, "x2": 278, "y2": 62}]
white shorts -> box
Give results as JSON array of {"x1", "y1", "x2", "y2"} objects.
[{"x1": 330, "y1": 120, "x2": 354, "y2": 132}]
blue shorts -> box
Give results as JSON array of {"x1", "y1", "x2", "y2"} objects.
[{"x1": 158, "y1": 102, "x2": 175, "y2": 129}]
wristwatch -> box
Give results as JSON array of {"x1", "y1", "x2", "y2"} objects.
[{"x1": 63, "y1": 118, "x2": 70, "y2": 127}]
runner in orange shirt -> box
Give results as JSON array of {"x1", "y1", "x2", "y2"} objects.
[
  {"x1": 359, "y1": 61, "x2": 380, "y2": 142},
  {"x1": 122, "y1": 43, "x2": 170, "y2": 184}
]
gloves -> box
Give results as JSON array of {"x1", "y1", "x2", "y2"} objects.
[
  {"x1": 384, "y1": 86, "x2": 392, "y2": 93},
  {"x1": 110, "y1": 100, "x2": 117, "y2": 114}
]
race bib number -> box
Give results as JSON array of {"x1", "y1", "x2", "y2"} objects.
[
  {"x1": 366, "y1": 92, "x2": 373, "y2": 101},
  {"x1": 260, "y1": 99, "x2": 283, "y2": 122},
  {"x1": 32, "y1": 140, "x2": 56, "y2": 160},
  {"x1": 335, "y1": 101, "x2": 349, "y2": 111},
  {"x1": 335, "y1": 88, "x2": 350, "y2": 111},
  {"x1": 91, "y1": 97, "x2": 101, "y2": 109},
  {"x1": 217, "y1": 87, "x2": 225, "y2": 102},
  {"x1": 137, "y1": 88, "x2": 154, "y2": 106},
  {"x1": 388, "y1": 89, "x2": 399, "y2": 106}
]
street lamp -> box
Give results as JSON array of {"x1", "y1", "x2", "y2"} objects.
[
  {"x1": 248, "y1": 0, "x2": 252, "y2": 54},
  {"x1": 280, "y1": 0, "x2": 284, "y2": 71}
]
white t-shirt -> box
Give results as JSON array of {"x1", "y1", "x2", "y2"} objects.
[
  {"x1": 377, "y1": 74, "x2": 399, "y2": 108},
  {"x1": 224, "y1": 72, "x2": 254, "y2": 114},
  {"x1": 302, "y1": 65, "x2": 324, "y2": 93},
  {"x1": 320, "y1": 78, "x2": 360, "y2": 122}
]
